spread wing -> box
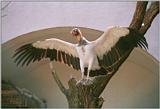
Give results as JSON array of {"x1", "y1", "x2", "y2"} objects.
[
  {"x1": 93, "y1": 26, "x2": 148, "y2": 72},
  {"x1": 13, "y1": 38, "x2": 80, "y2": 70}
]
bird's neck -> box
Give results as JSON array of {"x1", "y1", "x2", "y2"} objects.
[
  {"x1": 76, "y1": 35, "x2": 82, "y2": 42},
  {"x1": 78, "y1": 36, "x2": 88, "y2": 46}
]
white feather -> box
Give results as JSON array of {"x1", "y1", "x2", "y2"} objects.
[
  {"x1": 32, "y1": 38, "x2": 78, "y2": 57},
  {"x1": 76, "y1": 43, "x2": 100, "y2": 71},
  {"x1": 92, "y1": 26, "x2": 129, "y2": 58}
]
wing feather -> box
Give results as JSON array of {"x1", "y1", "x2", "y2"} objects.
[
  {"x1": 61, "y1": 51, "x2": 66, "y2": 64},
  {"x1": 16, "y1": 50, "x2": 32, "y2": 66},
  {"x1": 24, "y1": 53, "x2": 35, "y2": 66},
  {"x1": 57, "y1": 51, "x2": 62, "y2": 62},
  {"x1": 93, "y1": 27, "x2": 148, "y2": 73},
  {"x1": 93, "y1": 26, "x2": 130, "y2": 58},
  {"x1": 13, "y1": 38, "x2": 80, "y2": 71},
  {"x1": 66, "y1": 54, "x2": 71, "y2": 66}
]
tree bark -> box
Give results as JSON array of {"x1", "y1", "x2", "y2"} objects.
[
  {"x1": 51, "y1": 1, "x2": 159, "y2": 108},
  {"x1": 129, "y1": 1, "x2": 148, "y2": 30},
  {"x1": 139, "y1": 2, "x2": 159, "y2": 34},
  {"x1": 51, "y1": 70, "x2": 109, "y2": 108}
]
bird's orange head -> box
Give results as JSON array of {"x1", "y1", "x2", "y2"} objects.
[
  {"x1": 70, "y1": 28, "x2": 82, "y2": 42},
  {"x1": 70, "y1": 28, "x2": 81, "y2": 37}
]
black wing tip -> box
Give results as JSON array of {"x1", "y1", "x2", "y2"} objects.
[
  {"x1": 15, "y1": 43, "x2": 32, "y2": 51},
  {"x1": 13, "y1": 43, "x2": 34, "y2": 66},
  {"x1": 15, "y1": 63, "x2": 29, "y2": 67},
  {"x1": 128, "y1": 28, "x2": 148, "y2": 50},
  {"x1": 138, "y1": 37, "x2": 148, "y2": 50}
]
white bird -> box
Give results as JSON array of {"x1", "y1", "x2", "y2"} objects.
[{"x1": 13, "y1": 27, "x2": 148, "y2": 80}]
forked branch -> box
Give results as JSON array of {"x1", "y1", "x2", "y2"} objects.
[{"x1": 139, "y1": 1, "x2": 159, "y2": 34}]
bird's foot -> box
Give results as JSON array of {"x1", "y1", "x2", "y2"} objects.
[
  {"x1": 76, "y1": 78, "x2": 93, "y2": 85},
  {"x1": 84, "y1": 78, "x2": 93, "y2": 85},
  {"x1": 76, "y1": 78, "x2": 85, "y2": 85}
]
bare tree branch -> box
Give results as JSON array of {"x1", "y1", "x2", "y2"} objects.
[
  {"x1": 1, "y1": 1, "x2": 12, "y2": 18},
  {"x1": 1, "y1": 1, "x2": 11, "y2": 10},
  {"x1": 139, "y1": 1, "x2": 159, "y2": 34},
  {"x1": 51, "y1": 71, "x2": 68, "y2": 96},
  {"x1": 92, "y1": 74, "x2": 113, "y2": 97},
  {"x1": 129, "y1": 1, "x2": 148, "y2": 30}
]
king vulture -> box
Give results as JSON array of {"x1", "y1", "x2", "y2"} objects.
[{"x1": 13, "y1": 27, "x2": 148, "y2": 80}]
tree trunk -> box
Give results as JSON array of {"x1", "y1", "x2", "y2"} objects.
[
  {"x1": 66, "y1": 78, "x2": 104, "y2": 108},
  {"x1": 51, "y1": 1, "x2": 159, "y2": 108},
  {"x1": 52, "y1": 70, "x2": 114, "y2": 108},
  {"x1": 51, "y1": 48, "x2": 132, "y2": 108}
]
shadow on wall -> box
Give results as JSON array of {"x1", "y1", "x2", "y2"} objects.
[{"x1": 2, "y1": 27, "x2": 159, "y2": 108}]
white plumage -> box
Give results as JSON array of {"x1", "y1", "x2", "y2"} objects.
[
  {"x1": 93, "y1": 27, "x2": 129, "y2": 58},
  {"x1": 32, "y1": 38, "x2": 78, "y2": 57},
  {"x1": 13, "y1": 26, "x2": 148, "y2": 80}
]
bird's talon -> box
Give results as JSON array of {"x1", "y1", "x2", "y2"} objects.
[
  {"x1": 76, "y1": 78, "x2": 84, "y2": 85},
  {"x1": 87, "y1": 78, "x2": 92, "y2": 81},
  {"x1": 83, "y1": 78, "x2": 93, "y2": 85}
]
